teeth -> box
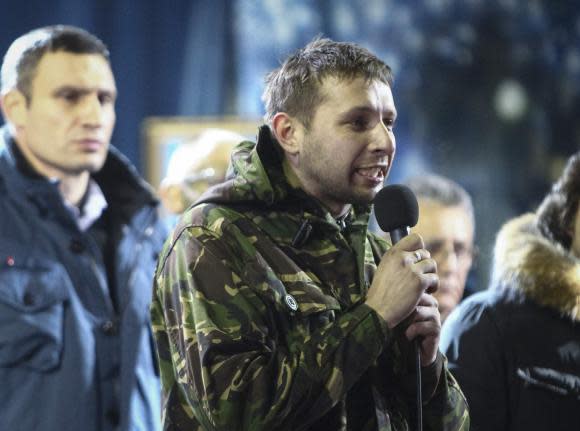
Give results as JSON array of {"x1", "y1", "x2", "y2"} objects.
[{"x1": 358, "y1": 167, "x2": 383, "y2": 178}]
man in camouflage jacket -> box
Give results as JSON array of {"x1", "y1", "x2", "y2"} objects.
[{"x1": 151, "y1": 38, "x2": 469, "y2": 431}]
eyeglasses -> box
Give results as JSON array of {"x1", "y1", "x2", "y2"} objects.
[{"x1": 424, "y1": 239, "x2": 477, "y2": 262}]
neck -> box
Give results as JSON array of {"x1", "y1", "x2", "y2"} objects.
[
  {"x1": 282, "y1": 157, "x2": 302, "y2": 189},
  {"x1": 282, "y1": 158, "x2": 351, "y2": 218},
  {"x1": 58, "y1": 172, "x2": 90, "y2": 207},
  {"x1": 58, "y1": 172, "x2": 90, "y2": 210},
  {"x1": 13, "y1": 136, "x2": 91, "y2": 207},
  {"x1": 334, "y1": 207, "x2": 351, "y2": 220}
]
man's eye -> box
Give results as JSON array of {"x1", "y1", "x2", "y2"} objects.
[
  {"x1": 61, "y1": 92, "x2": 80, "y2": 103},
  {"x1": 454, "y1": 243, "x2": 473, "y2": 259},
  {"x1": 351, "y1": 118, "x2": 369, "y2": 130},
  {"x1": 383, "y1": 118, "x2": 395, "y2": 131},
  {"x1": 425, "y1": 241, "x2": 443, "y2": 255},
  {"x1": 98, "y1": 93, "x2": 114, "y2": 105}
]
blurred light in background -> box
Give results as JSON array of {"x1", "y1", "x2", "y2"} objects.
[
  {"x1": 494, "y1": 79, "x2": 528, "y2": 122},
  {"x1": 1, "y1": 0, "x2": 578, "y2": 291}
]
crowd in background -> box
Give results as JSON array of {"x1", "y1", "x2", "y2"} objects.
[
  {"x1": 2, "y1": 0, "x2": 578, "y2": 291},
  {"x1": 1, "y1": 2, "x2": 579, "y2": 430}
]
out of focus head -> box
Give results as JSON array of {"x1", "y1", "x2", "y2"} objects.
[
  {"x1": 0, "y1": 25, "x2": 115, "y2": 179},
  {"x1": 537, "y1": 151, "x2": 580, "y2": 257},
  {"x1": 159, "y1": 128, "x2": 244, "y2": 214},
  {"x1": 1, "y1": 25, "x2": 110, "y2": 102},
  {"x1": 405, "y1": 174, "x2": 475, "y2": 322}
]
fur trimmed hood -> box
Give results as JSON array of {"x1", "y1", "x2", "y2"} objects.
[{"x1": 491, "y1": 213, "x2": 580, "y2": 322}]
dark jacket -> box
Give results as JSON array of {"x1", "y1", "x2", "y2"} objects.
[
  {"x1": 440, "y1": 213, "x2": 580, "y2": 431},
  {"x1": 0, "y1": 129, "x2": 167, "y2": 431},
  {"x1": 152, "y1": 126, "x2": 469, "y2": 431}
]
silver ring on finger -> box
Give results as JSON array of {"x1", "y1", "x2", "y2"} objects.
[{"x1": 414, "y1": 250, "x2": 422, "y2": 263}]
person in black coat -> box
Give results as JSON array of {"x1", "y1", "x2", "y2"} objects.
[{"x1": 440, "y1": 151, "x2": 580, "y2": 431}]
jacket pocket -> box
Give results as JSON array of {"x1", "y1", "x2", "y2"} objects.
[
  {"x1": 0, "y1": 258, "x2": 69, "y2": 371},
  {"x1": 516, "y1": 366, "x2": 580, "y2": 399}
]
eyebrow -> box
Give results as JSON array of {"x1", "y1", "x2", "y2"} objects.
[
  {"x1": 340, "y1": 105, "x2": 397, "y2": 120},
  {"x1": 52, "y1": 85, "x2": 117, "y2": 98}
]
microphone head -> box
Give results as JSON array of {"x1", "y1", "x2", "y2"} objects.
[{"x1": 373, "y1": 184, "x2": 419, "y2": 232}]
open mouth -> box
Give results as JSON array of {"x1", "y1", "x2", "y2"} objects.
[{"x1": 356, "y1": 165, "x2": 387, "y2": 181}]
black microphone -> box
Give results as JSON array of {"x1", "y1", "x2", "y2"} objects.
[
  {"x1": 373, "y1": 184, "x2": 423, "y2": 431},
  {"x1": 374, "y1": 184, "x2": 419, "y2": 244}
]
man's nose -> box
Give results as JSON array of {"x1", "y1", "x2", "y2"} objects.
[
  {"x1": 80, "y1": 94, "x2": 103, "y2": 127},
  {"x1": 436, "y1": 245, "x2": 459, "y2": 272},
  {"x1": 369, "y1": 121, "x2": 395, "y2": 155}
]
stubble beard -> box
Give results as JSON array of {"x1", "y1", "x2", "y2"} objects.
[{"x1": 301, "y1": 136, "x2": 374, "y2": 209}]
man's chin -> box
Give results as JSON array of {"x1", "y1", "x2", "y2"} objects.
[
  {"x1": 66, "y1": 161, "x2": 107, "y2": 176},
  {"x1": 351, "y1": 189, "x2": 378, "y2": 206},
  {"x1": 84, "y1": 155, "x2": 108, "y2": 173}
]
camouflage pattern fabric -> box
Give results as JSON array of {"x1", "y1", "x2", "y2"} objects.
[{"x1": 151, "y1": 126, "x2": 470, "y2": 430}]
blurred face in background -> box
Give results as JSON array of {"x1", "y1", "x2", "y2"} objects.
[
  {"x1": 414, "y1": 199, "x2": 475, "y2": 322},
  {"x1": 5, "y1": 51, "x2": 116, "y2": 179},
  {"x1": 159, "y1": 136, "x2": 238, "y2": 214}
]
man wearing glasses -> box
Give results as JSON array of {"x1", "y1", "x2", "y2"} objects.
[{"x1": 402, "y1": 174, "x2": 476, "y2": 323}]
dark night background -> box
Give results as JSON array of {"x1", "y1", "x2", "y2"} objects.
[{"x1": 1, "y1": 0, "x2": 578, "y2": 289}]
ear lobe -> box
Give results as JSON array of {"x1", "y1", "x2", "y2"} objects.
[
  {"x1": 1, "y1": 90, "x2": 27, "y2": 128},
  {"x1": 272, "y1": 112, "x2": 302, "y2": 155}
]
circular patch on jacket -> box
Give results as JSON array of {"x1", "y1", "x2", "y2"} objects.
[{"x1": 284, "y1": 294, "x2": 298, "y2": 311}]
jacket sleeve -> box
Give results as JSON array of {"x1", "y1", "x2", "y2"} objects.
[
  {"x1": 152, "y1": 225, "x2": 394, "y2": 431},
  {"x1": 440, "y1": 296, "x2": 507, "y2": 431},
  {"x1": 373, "y1": 336, "x2": 470, "y2": 430},
  {"x1": 368, "y1": 236, "x2": 470, "y2": 430},
  {"x1": 421, "y1": 357, "x2": 471, "y2": 430}
]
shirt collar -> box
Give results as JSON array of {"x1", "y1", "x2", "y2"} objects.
[{"x1": 64, "y1": 178, "x2": 108, "y2": 231}]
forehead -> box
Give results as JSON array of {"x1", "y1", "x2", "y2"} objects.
[
  {"x1": 415, "y1": 200, "x2": 474, "y2": 241},
  {"x1": 316, "y1": 75, "x2": 396, "y2": 115},
  {"x1": 31, "y1": 51, "x2": 116, "y2": 92}
]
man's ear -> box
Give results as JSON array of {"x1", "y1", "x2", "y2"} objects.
[
  {"x1": 1, "y1": 90, "x2": 27, "y2": 128},
  {"x1": 271, "y1": 112, "x2": 303, "y2": 156}
]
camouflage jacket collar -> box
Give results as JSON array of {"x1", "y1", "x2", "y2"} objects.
[{"x1": 197, "y1": 125, "x2": 373, "y2": 238}]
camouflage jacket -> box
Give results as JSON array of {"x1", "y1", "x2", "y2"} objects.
[{"x1": 151, "y1": 126, "x2": 469, "y2": 431}]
